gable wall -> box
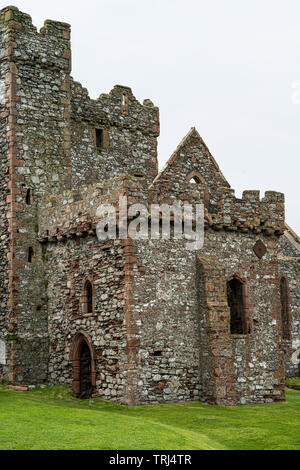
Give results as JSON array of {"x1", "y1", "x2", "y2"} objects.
[{"x1": 151, "y1": 130, "x2": 230, "y2": 211}]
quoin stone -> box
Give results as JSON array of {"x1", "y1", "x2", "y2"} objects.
[{"x1": 0, "y1": 340, "x2": 6, "y2": 365}]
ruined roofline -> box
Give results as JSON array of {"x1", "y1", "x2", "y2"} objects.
[
  {"x1": 285, "y1": 223, "x2": 300, "y2": 243},
  {"x1": 283, "y1": 223, "x2": 300, "y2": 254},
  {"x1": 70, "y1": 80, "x2": 160, "y2": 139},
  {"x1": 71, "y1": 78, "x2": 158, "y2": 112},
  {"x1": 150, "y1": 127, "x2": 231, "y2": 189},
  {"x1": 0, "y1": 6, "x2": 158, "y2": 118},
  {"x1": 149, "y1": 127, "x2": 285, "y2": 202}
]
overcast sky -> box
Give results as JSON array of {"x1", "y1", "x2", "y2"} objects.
[{"x1": 4, "y1": 0, "x2": 300, "y2": 233}]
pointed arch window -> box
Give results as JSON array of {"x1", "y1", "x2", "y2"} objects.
[
  {"x1": 227, "y1": 275, "x2": 250, "y2": 335},
  {"x1": 190, "y1": 176, "x2": 201, "y2": 184},
  {"x1": 280, "y1": 276, "x2": 291, "y2": 340},
  {"x1": 186, "y1": 171, "x2": 210, "y2": 208},
  {"x1": 82, "y1": 279, "x2": 94, "y2": 315}
]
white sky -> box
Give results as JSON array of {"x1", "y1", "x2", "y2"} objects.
[{"x1": 4, "y1": 0, "x2": 300, "y2": 233}]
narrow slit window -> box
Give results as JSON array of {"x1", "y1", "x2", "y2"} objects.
[
  {"x1": 83, "y1": 280, "x2": 94, "y2": 315},
  {"x1": 121, "y1": 92, "x2": 128, "y2": 114},
  {"x1": 28, "y1": 247, "x2": 34, "y2": 263},
  {"x1": 26, "y1": 188, "x2": 33, "y2": 205}
]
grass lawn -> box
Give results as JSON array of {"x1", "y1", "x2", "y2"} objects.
[{"x1": 0, "y1": 383, "x2": 300, "y2": 450}]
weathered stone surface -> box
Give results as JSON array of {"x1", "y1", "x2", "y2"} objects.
[
  {"x1": 278, "y1": 225, "x2": 300, "y2": 377},
  {"x1": 9, "y1": 385, "x2": 28, "y2": 392},
  {"x1": 0, "y1": 6, "x2": 297, "y2": 406}
]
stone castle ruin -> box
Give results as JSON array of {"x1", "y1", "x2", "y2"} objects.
[{"x1": 0, "y1": 6, "x2": 299, "y2": 405}]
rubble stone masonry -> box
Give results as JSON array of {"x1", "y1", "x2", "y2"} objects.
[{"x1": 0, "y1": 6, "x2": 298, "y2": 405}]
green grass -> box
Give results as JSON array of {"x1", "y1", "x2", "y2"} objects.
[
  {"x1": 286, "y1": 376, "x2": 300, "y2": 386},
  {"x1": 0, "y1": 384, "x2": 300, "y2": 450}
]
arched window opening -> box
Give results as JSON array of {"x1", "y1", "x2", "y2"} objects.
[
  {"x1": 186, "y1": 172, "x2": 210, "y2": 208},
  {"x1": 280, "y1": 277, "x2": 291, "y2": 340},
  {"x1": 190, "y1": 176, "x2": 201, "y2": 184},
  {"x1": 26, "y1": 188, "x2": 33, "y2": 205},
  {"x1": 227, "y1": 277, "x2": 249, "y2": 335},
  {"x1": 82, "y1": 280, "x2": 94, "y2": 315}
]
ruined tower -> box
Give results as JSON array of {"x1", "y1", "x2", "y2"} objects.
[{"x1": 0, "y1": 6, "x2": 298, "y2": 405}]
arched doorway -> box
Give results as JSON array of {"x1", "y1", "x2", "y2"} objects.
[
  {"x1": 79, "y1": 341, "x2": 92, "y2": 398},
  {"x1": 70, "y1": 332, "x2": 96, "y2": 399}
]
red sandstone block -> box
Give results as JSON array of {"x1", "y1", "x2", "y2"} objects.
[
  {"x1": 121, "y1": 239, "x2": 134, "y2": 247},
  {"x1": 125, "y1": 256, "x2": 137, "y2": 264},
  {"x1": 123, "y1": 267, "x2": 134, "y2": 276},
  {"x1": 273, "y1": 370, "x2": 283, "y2": 379},
  {"x1": 124, "y1": 246, "x2": 137, "y2": 255}
]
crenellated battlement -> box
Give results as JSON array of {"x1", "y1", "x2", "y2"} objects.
[
  {"x1": 0, "y1": 6, "x2": 71, "y2": 38},
  {"x1": 0, "y1": 6, "x2": 35, "y2": 31},
  {"x1": 0, "y1": 6, "x2": 71, "y2": 71},
  {"x1": 70, "y1": 80, "x2": 160, "y2": 137},
  {"x1": 38, "y1": 177, "x2": 285, "y2": 242},
  {"x1": 202, "y1": 186, "x2": 285, "y2": 234}
]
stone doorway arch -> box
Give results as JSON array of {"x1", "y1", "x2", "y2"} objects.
[{"x1": 70, "y1": 332, "x2": 96, "y2": 399}]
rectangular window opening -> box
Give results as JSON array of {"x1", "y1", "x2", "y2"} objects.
[
  {"x1": 95, "y1": 128, "x2": 103, "y2": 149},
  {"x1": 153, "y1": 351, "x2": 162, "y2": 357}
]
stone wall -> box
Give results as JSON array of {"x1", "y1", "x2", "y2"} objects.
[
  {"x1": 45, "y1": 237, "x2": 128, "y2": 402},
  {"x1": 0, "y1": 5, "x2": 293, "y2": 405},
  {"x1": 70, "y1": 81, "x2": 159, "y2": 188},
  {"x1": 130, "y1": 229, "x2": 285, "y2": 405},
  {"x1": 36, "y1": 163, "x2": 286, "y2": 405},
  {"x1": 0, "y1": 6, "x2": 72, "y2": 383},
  {"x1": 0, "y1": 42, "x2": 10, "y2": 380},
  {"x1": 151, "y1": 127, "x2": 230, "y2": 211},
  {"x1": 278, "y1": 230, "x2": 300, "y2": 377}
]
